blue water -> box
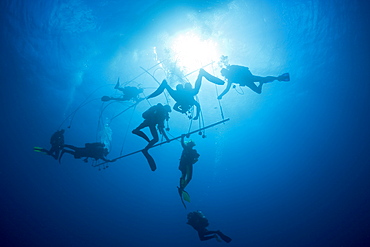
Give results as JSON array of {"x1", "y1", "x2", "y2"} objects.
[{"x1": 1, "y1": 0, "x2": 370, "y2": 246}]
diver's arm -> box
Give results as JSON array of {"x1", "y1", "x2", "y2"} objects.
[
  {"x1": 181, "y1": 134, "x2": 186, "y2": 149},
  {"x1": 158, "y1": 124, "x2": 170, "y2": 142},
  {"x1": 217, "y1": 80, "x2": 232, "y2": 99}
]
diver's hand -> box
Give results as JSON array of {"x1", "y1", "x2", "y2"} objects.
[{"x1": 217, "y1": 95, "x2": 223, "y2": 100}]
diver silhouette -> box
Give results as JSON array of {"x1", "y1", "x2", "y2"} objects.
[
  {"x1": 177, "y1": 134, "x2": 200, "y2": 208},
  {"x1": 132, "y1": 103, "x2": 171, "y2": 171},
  {"x1": 58, "y1": 142, "x2": 113, "y2": 163},
  {"x1": 147, "y1": 69, "x2": 207, "y2": 120},
  {"x1": 203, "y1": 65, "x2": 290, "y2": 98},
  {"x1": 187, "y1": 211, "x2": 232, "y2": 243},
  {"x1": 101, "y1": 78, "x2": 143, "y2": 102},
  {"x1": 132, "y1": 103, "x2": 171, "y2": 150},
  {"x1": 33, "y1": 129, "x2": 65, "y2": 160}
]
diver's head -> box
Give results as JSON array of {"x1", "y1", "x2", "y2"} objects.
[{"x1": 176, "y1": 84, "x2": 184, "y2": 91}]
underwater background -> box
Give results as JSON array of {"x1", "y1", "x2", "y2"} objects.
[{"x1": 1, "y1": 0, "x2": 370, "y2": 246}]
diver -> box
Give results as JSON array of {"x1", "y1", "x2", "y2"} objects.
[
  {"x1": 132, "y1": 103, "x2": 171, "y2": 150},
  {"x1": 101, "y1": 78, "x2": 143, "y2": 102},
  {"x1": 177, "y1": 134, "x2": 200, "y2": 208},
  {"x1": 203, "y1": 65, "x2": 290, "y2": 98},
  {"x1": 187, "y1": 211, "x2": 232, "y2": 243},
  {"x1": 147, "y1": 69, "x2": 205, "y2": 120},
  {"x1": 58, "y1": 142, "x2": 113, "y2": 163},
  {"x1": 132, "y1": 103, "x2": 171, "y2": 171},
  {"x1": 34, "y1": 129, "x2": 65, "y2": 160}
]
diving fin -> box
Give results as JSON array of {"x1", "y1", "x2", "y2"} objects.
[
  {"x1": 177, "y1": 186, "x2": 187, "y2": 209},
  {"x1": 114, "y1": 77, "x2": 120, "y2": 89},
  {"x1": 278, "y1": 73, "x2": 290, "y2": 82},
  {"x1": 182, "y1": 190, "x2": 191, "y2": 202},
  {"x1": 142, "y1": 149, "x2": 157, "y2": 171},
  {"x1": 33, "y1": 147, "x2": 48, "y2": 155},
  {"x1": 217, "y1": 231, "x2": 232, "y2": 243},
  {"x1": 101, "y1": 96, "x2": 112, "y2": 102}
]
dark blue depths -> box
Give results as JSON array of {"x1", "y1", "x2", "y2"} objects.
[{"x1": 1, "y1": 0, "x2": 369, "y2": 246}]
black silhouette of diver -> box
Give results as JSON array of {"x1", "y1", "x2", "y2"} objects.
[
  {"x1": 132, "y1": 103, "x2": 171, "y2": 171},
  {"x1": 147, "y1": 69, "x2": 210, "y2": 120},
  {"x1": 101, "y1": 79, "x2": 143, "y2": 102},
  {"x1": 177, "y1": 134, "x2": 200, "y2": 208},
  {"x1": 187, "y1": 211, "x2": 232, "y2": 243},
  {"x1": 34, "y1": 129, "x2": 65, "y2": 160},
  {"x1": 203, "y1": 65, "x2": 290, "y2": 98},
  {"x1": 59, "y1": 142, "x2": 113, "y2": 163}
]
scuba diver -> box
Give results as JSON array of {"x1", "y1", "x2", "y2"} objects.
[
  {"x1": 132, "y1": 103, "x2": 171, "y2": 171},
  {"x1": 34, "y1": 129, "x2": 65, "y2": 160},
  {"x1": 177, "y1": 134, "x2": 200, "y2": 208},
  {"x1": 147, "y1": 69, "x2": 205, "y2": 120},
  {"x1": 187, "y1": 211, "x2": 232, "y2": 243},
  {"x1": 203, "y1": 64, "x2": 290, "y2": 98},
  {"x1": 58, "y1": 142, "x2": 113, "y2": 163},
  {"x1": 101, "y1": 78, "x2": 143, "y2": 102},
  {"x1": 132, "y1": 103, "x2": 171, "y2": 149}
]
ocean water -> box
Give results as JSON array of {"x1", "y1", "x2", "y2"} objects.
[{"x1": 1, "y1": 0, "x2": 369, "y2": 246}]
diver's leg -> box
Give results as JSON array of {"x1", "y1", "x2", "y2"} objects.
[
  {"x1": 145, "y1": 124, "x2": 158, "y2": 149},
  {"x1": 216, "y1": 231, "x2": 232, "y2": 243},
  {"x1": 58, "y1": 149, "x2": 74, "y2": 163},
  {"x1": 245, "y1": 81, "x2": 262, "y2": 94},
  {"x1": 254, "y1": 75, "x2": 278, "y2": 84},
  {"x1": 199, "y1": 231, "x2": 218, "y2": 241},
  {"x1": 51, "y1": 149, "x2": 60, "y2": 160},
  {"x1": 165, "y1": 85, "x2": 180, "y2": 101},
  {"x1": 193, "y1": 72, "x2": 203, "y2": 95},
  {"x1": 63, "y1": 144, "x2": 77, "y2": 151},
  {"x1": 132, "y1": 122, "x2": 150, "y2": 142},
  {"x1": 200, "y1": 68, "x2": 225, "y2": 85},
  {"x1": 193, "y1": 101, "x2": 201, "y2": 120},
  {"x1": 147, "y1": 80, "x2": 167, "y2": 99}
]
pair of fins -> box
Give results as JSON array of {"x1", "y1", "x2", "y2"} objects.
[
  {"x1": 33, "y1": 147, "x2": 48, "y2": 155},
  {"x1": 278, "y1": 73, "x2": 290, "y2": 82},
  {"x1": 178, "y1": 186, "x2": 191, "y2": 209},
  {"x1": 142, "y1": 149, "x2": 157, "y2": 171}
]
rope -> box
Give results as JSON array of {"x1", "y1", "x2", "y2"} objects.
[
  {"x1": 93, "y1": 118, "x2": 230, "y2": 168},
  {"x1": 119, "y1": 103, "x2": 137, "y2": 155}
]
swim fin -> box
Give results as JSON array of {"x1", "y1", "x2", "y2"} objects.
[
  {"x1": 177, "y1": 186, "x2": 187, "y2": 209},
  {"x1": 142, "y1": 149, "x2": 157, "y2": 171},
  {"x1": 114, "y1": 77, "x2": 120, "y2": 89},
  {"x1": 33, "y1": 147, "x2": 48, "y2": 154},
  {"x1": 101, "y1": 96, "x2": 112, "y2": 102},
  {"x1": 182, "y1": 190, "x2": 191, "y2": 202},
  {"x1": 217, "y1": 231, "x2": 232, "y2": 243},
  {"x1": 278, "y1": 73, "x2": 290, "y2": 82}
]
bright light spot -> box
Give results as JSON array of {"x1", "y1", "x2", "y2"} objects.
[{"x1": 170, "y1": 31, "x2": 220, "y2": 73}]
